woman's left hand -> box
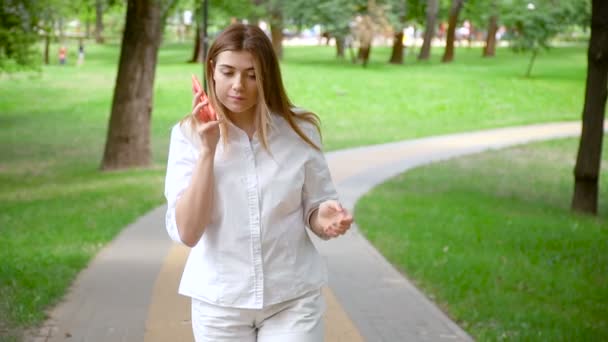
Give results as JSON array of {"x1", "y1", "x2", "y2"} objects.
[{"x1": 315, "y1": 200, "x2": 354, "y2": 238}]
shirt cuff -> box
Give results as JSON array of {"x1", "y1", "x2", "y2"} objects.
[{"x1": 165, "y1": 206, "x2": 186, "y2": 245}]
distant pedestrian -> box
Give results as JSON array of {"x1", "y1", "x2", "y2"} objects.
[
  {"x1": 58, "y1": 46, "x2": 67, "y2": 65},
  {"x1": 77, "y1": 42, "x2": 85, "y2": 66}
]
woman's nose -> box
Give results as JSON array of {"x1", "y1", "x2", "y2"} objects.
[{"x1": 232, "y1": 75, "x2": 244, "y2": 91}]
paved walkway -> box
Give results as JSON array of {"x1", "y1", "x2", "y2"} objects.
[{"x1": 29, "y1": 121, "x2": 602, "y2": 342}]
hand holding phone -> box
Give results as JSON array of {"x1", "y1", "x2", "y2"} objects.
[{"x1": 191, "y1": 74, "x2": 218, "y2": 122}]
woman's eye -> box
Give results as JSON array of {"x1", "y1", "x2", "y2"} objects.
[
  {"x1": 248, "y1": 74, "x2": 256, "y2": 80},
  {"x1": 221, "y1": 71, "x2": 233, "y2": 76}
]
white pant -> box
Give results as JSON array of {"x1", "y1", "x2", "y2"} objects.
[{"x1": 191, "y1": 289, "x2": 325, "y2": 342}]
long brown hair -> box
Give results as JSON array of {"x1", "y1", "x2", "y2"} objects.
[{"x1": 188, "y1": 23, "x2": 321, "y2": 150}]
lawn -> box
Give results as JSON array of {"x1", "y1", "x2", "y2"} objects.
[
  {"x1": 355, "y1": 138, "x2": 608, "y2": 341},
  {"x1": 0, "y1": 41, "x2": 590, "y2": 340}
]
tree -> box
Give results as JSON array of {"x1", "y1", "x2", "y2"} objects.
[
  {"x1": 285, "y1": 0, "x2": 364, "y2": 59},
  {"x1": 482, "y1": 0, "x2": 498, "y2": 57},
  {"x1": 503, "y1": 0, "x2": 590, "y2": 77},
  {"x1": 355, "y1": 14, "x2": 374, "y2": 67},
  {"x1": 189, "y1": 0, "x2": 210, "y2": 64},
  {"x1": 250, "y1": 0, "x2": 285, "y2": 59},
  {"x1": 387, "y1": 0, "x2": 408, "y2": 64},
  {"x1": 187, "y1": 0, "x2": 256, "y2": 63},
  {"x1": 0, "y1": 0, "x2": 40, "y2": 72},
  {"x1": 441, "y1": 0, "x2": 464, "y2": 63},
  {"x1": 95, "y1": 0, "x2": 105, "y2": 42},
  {"x1": 418, "y1": 0, "x2": 438, "y2": 61},
  {"x1": 101, "y1": 0, "x2": 178, "y2": 170},
  {"x1": 461, "y1": 0, "x2": 501, "y2": 57},
  {"x1": 571, "y1": 0, "x2": 608, "y2": 215},
  {"x1": 268, "y1": 2, "x2": 284, "y2": 59}
]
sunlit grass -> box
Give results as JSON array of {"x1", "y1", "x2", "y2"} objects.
[
  {"x1": 356, "y1": 139, "x2": 608, "y2": 341},
  {"x1": 0, "y1": 40, "x2": 589, "y2": 340}
]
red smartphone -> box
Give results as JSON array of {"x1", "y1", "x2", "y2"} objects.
[{"x1": 191, "y1": 74, "x2": 217, "y2": 122}]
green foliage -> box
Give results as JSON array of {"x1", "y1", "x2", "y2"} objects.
[
  {"x1": 0, "y1": 0, "x2": 40, "y2": 72},
  {"x1": 503, "y1": 0, "x2": 590, "y2": 53},
  {"x1": 463, "y1": 0, "x2": 499, "y2": 29},
  {"x1": 405, "y1": 0, "x2": 429, "y2": 26},
  {"x1": 285, "y1": 0, "x2": 366, "y2": 38},
  {"x1": 168, "y1": 0, "x2": 259, "y2": 35}
]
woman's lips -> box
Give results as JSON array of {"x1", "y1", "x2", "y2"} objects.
[{"x1": 229, "y1": 95, "x2": 245, "y2": 101}]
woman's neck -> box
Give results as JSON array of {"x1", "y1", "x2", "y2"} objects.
[{"x1": 227, "y1": 109, "x2": 256, "y2": 138}]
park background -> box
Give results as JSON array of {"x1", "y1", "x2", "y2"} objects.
[{"x1": 1, "y1": 0, "x2": 606, "y2": 341}]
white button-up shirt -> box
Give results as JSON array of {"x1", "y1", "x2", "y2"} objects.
[{"x1": 164, "y1": 112, "x2": 338, "y2": 309}]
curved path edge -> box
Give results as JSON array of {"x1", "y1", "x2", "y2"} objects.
[{"x1": 29, "y1": 121, "x2": 604, "y2": 342}]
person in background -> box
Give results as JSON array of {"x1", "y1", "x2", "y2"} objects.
[
  {"x1": 77, "y1": 41, "x2": 85, "y2": 66},
  {"x1": 58, "y1": 45, "x2": 67, "y2": 65}
]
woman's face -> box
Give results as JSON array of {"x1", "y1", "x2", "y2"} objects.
[{"x1": 212, "y1": 50, "x2": 259, "y2": 117}]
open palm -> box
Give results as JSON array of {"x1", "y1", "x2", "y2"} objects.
[{"x1": 317, "y1": 200, "x2": 354, "y2": 238}]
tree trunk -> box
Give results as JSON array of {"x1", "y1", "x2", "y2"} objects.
[
  {"x1": 571, "y1": 0, "x2": 608, "y2": 215},
  {"x1": 85, "y1": 6, "x2": 92, "y2": 38},
  {"x1": 270, "y1": 19, "x2": 283, "y2": 59},
  {"x1": 359, "y1": 46, "x2": 372, "y2": 67},
  {"x1": 44, "y1": 34, "x2": 50, "y2": 65},
  {"x1": 483, "y1": 14, "x2": 498, "y2": 57},
  {"x1": 269, "y1": 5, "x2": 283, "y2": 60},
  {"x1": 357, "y1": 14, "x2": 374, "y2": 67},
  {"x1": 189, "y1": 23, "x2": 203, "y2": 63},
  {"x1": 95, "y1": 0, "x2": 104, "y2": 43},
  {"x1": 101, "y1": 0, "x2": 164, "y2": 170},
  {"x1": 335, "y1": 35, "x2": 345, "y2": 58},
  {"x1": 389, "y1": 31, "x2": 404, "y2": 64},
  {"x1": 418, "y1": 0, "x2": 438, "y2": 61},
  {"x1": 525, "y1": 49, "x2": 537, "y2": 77},
  {"x1": 442, "y1": 0, "x2": 464, "y2": 63}
]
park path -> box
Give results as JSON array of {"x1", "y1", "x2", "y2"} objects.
[{"x1": 29, "y1": 121, "x2": 604, "y2": 342}]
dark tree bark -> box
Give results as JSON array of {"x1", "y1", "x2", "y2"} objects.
[
  {"x1": 189, "y1": 23, "x2": 203, "y2": 63},
  {"x1": 483, "y1": 14, "x2": 498, "y2": 57},
  {"x1": 442, "y1": 0, "x2": 465, "y2": 63},
  {"x1": 389, "y1": 1, "x2": 407, "y2": 64},
  {"x1": 101, "y1": 0, "x2": 164, "y2": 170},
  {"x1": 389, "y1": 31, "x2": 404, "y2": 64},
  {"x1": 356, "y1": 14, "x2": 374, "y2": 67},
  {"x1": 335, "y1": 35, "x2": 345, "y2": 58},
  {"x1": 483, "y1": 0, "x2": 499, "y2": 57},
  {"x1": 43, "y1": 34, "x2": 50, "y2": 65},
  {"x1": 525, "y1": 49, "x2": 538, "y2": 78},
  {"x1": 359, "y1": 46, "x2": 371, "y2": 67},
  {"x1": 418, "y1": 0, "x2": 438, "y2": 61},
  {"x1": 270, "y1": 9, "x2": 283, "y2": 59},
  {"x1": 572, "y1": 0, "x2": 608, "y2": 215},
  {"x1": 95, "y1": 0, "x2": 104, "y2": 43}
]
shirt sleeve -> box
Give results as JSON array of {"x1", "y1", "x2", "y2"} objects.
[
  {"x1": 301, "y1": 125, "x2": 339, "y2": 231},
  {"x1": 164, "y1": 123, "x2": 197, "y2": 245}
]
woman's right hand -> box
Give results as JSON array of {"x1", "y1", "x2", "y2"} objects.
[{"x1": 192, "y1": 91, "x2": 221, "y2": 152}]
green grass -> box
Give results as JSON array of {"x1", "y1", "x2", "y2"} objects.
[
  {"x1": 0, "y1": 40, "x2": 591, "y2": 340},
  {"x1": 283, "y1": 45, "x2": 586, "y2": 150},
  {"x1": 355, "y1": 138, "x2": 608, "y2": 341}
]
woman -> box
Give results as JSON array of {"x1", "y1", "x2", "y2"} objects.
[{"x1": 164, "y1": 23, "x2": 353, "y2": 342}]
